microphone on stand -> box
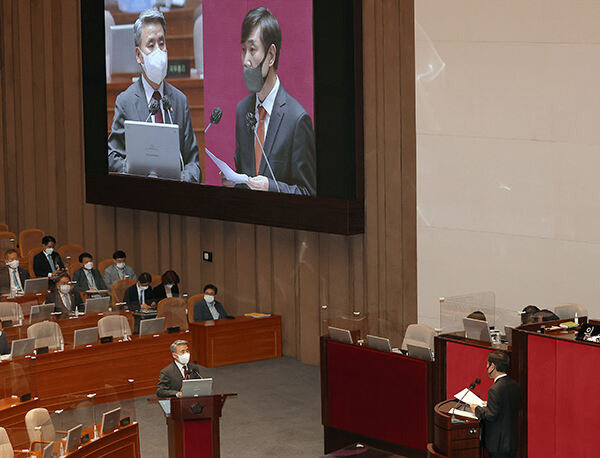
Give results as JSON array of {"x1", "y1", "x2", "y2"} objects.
[
  {"x1": 204, "y1": 107, "x2": 223, "y2": 133},
  {"x1": 245, "y1": 112, "x2": 281, "y2": 193},
  {"x1": 450, "y1": 378, "x2": 481, "y2": 423},
  {"x1": 145, "y1": 99, "x2": 160, "y2": 122},
  {"x1": 162, "y1": 95, "x2": 174, "y2": 124}
]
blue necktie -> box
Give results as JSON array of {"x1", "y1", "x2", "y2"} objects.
[
  {"x1": 47, "y1": 254, "x2": 55, "y2": 272},
  {"x1": 12, "y1": 270, "x2": 22, "y2": 292}
]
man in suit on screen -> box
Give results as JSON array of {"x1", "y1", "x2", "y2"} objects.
[
  {"x1": 107, "y1": 9, "x2": 201, "y2": 183},
  {"x1": 157, "y1": 339, "x2": 203, "y2": 398},
  {"x1": 222, "y1": 7, "x2": 316, "y2": 195},
  {"x1": 470, "y1": 350, "x2": 521, "y2": 458}
]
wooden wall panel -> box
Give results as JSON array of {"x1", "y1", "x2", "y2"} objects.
[{"x1": 0, "y1": 0, "x2": 417, "y2": 364}]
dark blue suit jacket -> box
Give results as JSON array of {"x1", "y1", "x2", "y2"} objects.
[{"x1": 193, "y1": 299, "x2": 227, "y2": 322}]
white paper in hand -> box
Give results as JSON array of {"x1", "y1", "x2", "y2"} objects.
[
  {"x1": 454, "y1": 388, "x2": 485, "y2": 407},
  {"x1": 205, "y1": 148, "x2": 249, "y2": 185}
]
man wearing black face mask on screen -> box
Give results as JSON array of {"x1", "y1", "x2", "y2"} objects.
[
  {"x1": 470, "y1": 350, "x2": 521, "y2": 458},
  {"x1": 107, "y1": 9, "x2": 201, "y2": 183},
  {"x1": 221, "y1": 7, "x2": 316, "y2": 196}
]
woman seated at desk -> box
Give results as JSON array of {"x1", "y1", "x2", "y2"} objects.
[{"x1": 153, "y1": 270, "x2": 180, "y2": 301}]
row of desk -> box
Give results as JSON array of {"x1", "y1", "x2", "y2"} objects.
[
  {"x1": 0, "y1": 312, "x2": 282, "y2": 455},
  {"x1": 322, "y1": 316, "x2": 600, "y2": 458}
]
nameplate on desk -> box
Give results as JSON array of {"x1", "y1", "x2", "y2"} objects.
[
  {"x1": 36, "y1": 346, "x2": 49, "y2": 355},
  {"x1": 81, "y1": 433, "x2": 90, "y2": 444},
  {"x1": 100, "y1": 336, "x2": 113, "y2": 344},
  {"x1": 167, "y1": 326, "x2": 180, "y2": 334},
  {"x1": 1, "y1": 320, "x2": 12, "y2": 327},
  {"x1": 120, "y1": 417, "x2": 131, "y2": 427},
  {"x1": 20, "y1": 393, "x2": 31, "y2": 402},
  {"x1": 576, "y1": 324, "x2": 600, "y2": 343}
]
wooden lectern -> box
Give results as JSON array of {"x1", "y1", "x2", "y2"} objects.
[
  {"x1": 427, "y1": 399, "x2": 481, "y2": 458},
  {"x1": 166, "y1": 394, "x2": 236, "y2": 458}
]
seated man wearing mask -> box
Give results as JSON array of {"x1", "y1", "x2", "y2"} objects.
[
  {"x1": 0, "y1": 249, "x2": 30, "y2": 296},
  {"x1": 193, "y1": 284, "x2": 228, "y2": 322},
  {"x1": 33, "y1": 235, "x2": 65, "y2": 278},
  {"x1": 103, "y1": 250, "x2": 137, "y2": 289},
  {"x1": 45, "y1": 274, "x2": 83, "y2": 317},
  {"x1": 222, "y1": 7, "x2": 316, "y2": 195},
  {"x1": 73, "y1": 253, "x2": 109, "y2": 297},
  {"x1": 123, "y1": 272, "x2": 157, "y2": 311},
  {"x1": 157, "y1": 339, "x2": 203, "y2": 398},
  {"x1": 107, "y1": 9, "x2": 201, "y2": 183}
]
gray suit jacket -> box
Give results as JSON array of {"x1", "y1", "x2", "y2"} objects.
[
  {"x1": 235, "y1": 84, "x2": 316, "y2": 195},
  {"x1": 157, "y1": 361, "x2": 203, "y2": 398},
  {"x1": 103, "y1": 264, "x2": 137, "y2": 290},
  {"x1": 108, "y1": 77, "x2": 201, "y2": 183},
  {"x1": 73, "y1": 268, "x2": 108, "y2": 294}
]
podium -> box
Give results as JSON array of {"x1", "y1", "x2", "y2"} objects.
[
  {"x1": 427, "y1": 399, "x2": 480, "y2": 458},
  {"x1": 166, "y1": 394, "x2": 236, "y2": 458}
]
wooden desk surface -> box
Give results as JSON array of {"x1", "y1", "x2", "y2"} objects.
[{"x1": 190, "y1": 315, "x2": 282, "y2": 367}]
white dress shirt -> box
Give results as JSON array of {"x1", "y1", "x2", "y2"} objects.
[
  {"x1": 174, "y1": 359, "x2": 187, "y2": 378},
  {"x1": 141, "y1": 74, "x2": 165, "y2": 123},
  {"x1": 84, "y1": 269, "x2": 97, "y2": 290},
  {"x1": 60, "y1": 292, "x2": 72, "y2": 311},
  {"x1": 206, "y1": 301, "x2": 220, "y2": 320},
  {"x1": 254, "y1": 76, "x2": 280, "y2": 142},
  {"x1": 494, "y1": 373, "x2": 507, "y2": 383},
  {"x1": 8, "y1": 268, "x2": 23, "y2": 292},
  {"x1": 136, "y1": 284, "x2": 147, "y2": 305},
  {"x1": 165, "y1": 285, "x2": 173, "y2": 298}
]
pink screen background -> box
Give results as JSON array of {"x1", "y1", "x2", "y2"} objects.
[{"x1": 202, "y1": 0, "x2": 314, "y2": 186}]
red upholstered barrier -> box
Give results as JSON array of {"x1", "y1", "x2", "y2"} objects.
[
  {"x1": 327, "y1": 341, "x2": 429, "y2": 450},
  {"x1": 445, "y1": 341, "x2": 493, "y2": 401},
  {"x1": 528, "y1": 335, "x2": 600, "y2": 458}
]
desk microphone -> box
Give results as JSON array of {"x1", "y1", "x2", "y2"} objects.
[
  {"x1": 162, "y1": 95, "x2": 174, "y2": 124},
  {"x1": 450, "y1": 378, "x2": 481, "y2": 424},
  {"x1": 245, "y1": 112, "x2": 281, "y2": 193},
  {"x1": 204, "y1": 107, "x2": 223, "y2": 133},
  {"x1": 145, "y1": 99, "x2": 160, "y2": 122},
  {"x1": 185, "y1": 366, "x2": 202, "y2": 379}
]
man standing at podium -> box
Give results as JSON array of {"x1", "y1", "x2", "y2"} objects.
[
  {"x1": 157, "y1": 339, "x2": 203, "y2": 398},
  {"x1": 470, "y1": 350, "x2": 521, "y2": 458}
]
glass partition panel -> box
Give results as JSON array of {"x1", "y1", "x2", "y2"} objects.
[
  {"x1": 0, "y1": 357, "x2": 37, "y2": 400},
  {"x1": 440, "y1": 291, "x2": 495, "y2": 333}
]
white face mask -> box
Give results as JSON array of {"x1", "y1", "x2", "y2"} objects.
[
  {"x1": 44, "y1": 247, "x2": 54, "y2": 255},
  {"x1": 116, "y1": 262, "x2": 126, "y2": 269},
  {"x1": 177, "y1": 352, "x2": 190, "y2": 365},
  {"x1": 84, "y1": 262, "x2": 94, "y2": 270},
  {"x1": 140, "y1": 285, "x2": 149, "y2": 291},
  {"x1": 59, "y1": 284, "x2": 71, "y2": 294},
  {"x1": 139, "y1": 47, "x2": 168, "y2": 86},
  {"x1": 165, "y1": 284, "x2": 173, "y2": 288},
  {"x1": 7, "y1": 260, "x2": 19, "y2": 269},
  {"x1": 204, "y1": 294, "x2": 214, "y2": 304}
]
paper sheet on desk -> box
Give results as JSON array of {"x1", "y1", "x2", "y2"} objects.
[
  {"x1": 158, "y1": 400, "x2": 170, "y2": 415},
  {"x1": 205, "y1": 148, "x2": 249, "y2": 185},
  {"x1": 454, "y1": 388, "x2": 485, "y2": 407},
  {"x1": 449, "y1": 408, "x2": 478, "y2": 420}
]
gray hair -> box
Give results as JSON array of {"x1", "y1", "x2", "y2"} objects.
[
  {"x1": 170, "y1": 339, "x2": 188, "y2": 353},
  {"x1": 133, "y1": 9, "x2": 166, "y2": 47}
]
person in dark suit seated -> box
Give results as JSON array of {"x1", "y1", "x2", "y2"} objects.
[
  {"x1": 470, "y1": 350, "x2": 521, "y2": 458},
  {"x1": 157, "y1": 339, "x2": 203, "y2": 398},
  {"x1": 72, "y1": 252, "x2": 108, "y2": 296},
  {"x1": 222, "y1": 7, "x2": 316, "y2": 195},
  {"x1": 45, "y1": 274, "x2": 83, "y2": 317},
  {"x1": 107, "y1": 9, "x2": 201, "y2": 182},
  {"x1": 0, "y1": 248, "x2": 30, "y2": 295},
  {"x1": 153, "y1": 270, "x2": 180, "y2": 302},
  {"x1": 123, "y1": 272, "x2": 156, "y2": 312},
  {"x1": 33, "y1": 235, "x2": 65, "y2": 278},
  {"x1": 193, "y1": 284, "x2": 228, "y2": 322},
  {"x1": 0, "y1": 327, "x2": 10, "y2": 355}
]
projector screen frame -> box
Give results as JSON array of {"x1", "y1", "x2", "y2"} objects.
[{"x1": 81, "y1": 0, "x2": 364, "y2": 235}]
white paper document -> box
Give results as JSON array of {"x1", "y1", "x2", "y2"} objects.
[
  {"x1": 449, "y1": 408, "x2": 478, "y2": 420},
  {"x1": 205, "y1": 148, "x2": 249, "y2": 185},
  {"x1": 158, "y1": 400, "x2": 170, "y2": 416},
  {"x1": 454, "y1": 388, "x2": 485, "y2": 407}
]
